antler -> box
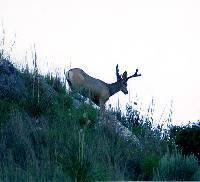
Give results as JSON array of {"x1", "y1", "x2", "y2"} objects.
[
  {"x1": 116, "y1": 64, "x2": 121, "y2": 81},
  {"x1": 126, "y1": 69, "x2": 141, "y2": 82}
]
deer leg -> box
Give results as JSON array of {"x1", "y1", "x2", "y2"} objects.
[
  {"x1": 99, "y1": 100, "x2": 108, "y2": 121},
  {"x1": 99, "y1": 100, "x2": 105, "y2": 112}
]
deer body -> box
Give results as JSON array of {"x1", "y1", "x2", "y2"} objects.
[{"x1": 66, "y1": 65, "x2": 141, "y2": 107}]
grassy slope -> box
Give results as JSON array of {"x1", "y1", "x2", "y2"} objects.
[{"x1": 0, "y1": 57, "x2": 199, "y2": 181}]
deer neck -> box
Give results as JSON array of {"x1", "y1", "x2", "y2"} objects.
[{"x1": 107, "y1": 81, "x2": 122, "y2": 97}]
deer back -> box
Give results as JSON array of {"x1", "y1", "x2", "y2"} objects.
[{"x1": 66, "y1": 68, "x2": 110, "y2": 104}]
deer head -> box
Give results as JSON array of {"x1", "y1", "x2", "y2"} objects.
[{"x1": 115, "y1": 64, "x2": 141, "y2": 95}]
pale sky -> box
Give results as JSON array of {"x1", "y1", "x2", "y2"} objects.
[{"x1": 1, "y1": 0, "x2": 200, "y2": 125}]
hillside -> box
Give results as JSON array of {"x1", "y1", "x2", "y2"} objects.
[{"x1": 0, "y1": 55, "x2": 200, "y2": 181}]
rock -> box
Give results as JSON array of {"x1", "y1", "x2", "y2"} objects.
[{"x1": 97, "y1": 113, "x2": 141, "y2": 147}]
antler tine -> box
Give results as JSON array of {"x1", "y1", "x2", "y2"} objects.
[
  {"x1": 126, "y1": 69, "x2": 141, "y2": 81},
  {"x1": 116, "y1": 64, "x2": 121, "y2": 81}
]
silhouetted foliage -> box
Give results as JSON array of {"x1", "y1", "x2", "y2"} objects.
[{"x1": 170, "y1": 124, "x2": 200, "y2": 163}]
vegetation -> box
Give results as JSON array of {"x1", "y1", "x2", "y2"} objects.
[
  {"x1": 169, "y1": 123, "x2": 200, "y2": 162},
  {"x1": 0, "y1": 48, "x2": 199, "y2": 181},
  {"x1": 153, "y1": 149, "x2": 200, "y2": 181}
]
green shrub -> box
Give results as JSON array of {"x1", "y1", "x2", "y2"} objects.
[
  {"x1": 170, "y1": 124, "x2": 200, "y2": 162},
  {"x1": 0, "y1": 153, "x2": 68, "y2": 182},
  {"x1": 45, "y1": 73, "x2": 66, "y2": 94},
  {"x1": 0, "y1": 99, "x2": 21, "y2": 128},
  {"x1": 91, "y1": 123, "x2": 137, "y2": 181},
  {"x1": 140, "y1": 153, "x2": 160, "y2": 180},
  {"x1": 57, "y1": 149, "x2": 94, "y2": 182},
  {"x1": 78, "y1": 104, "x2": 98, "y2": 128},
  {"x1": 22, "y1": 77, "x2": 55, "y2": 118},
  {"x1": 192, "y1": 169, "x2": 200, "y2": 181},
  {"x1": 153, "y1": 149, "x2": 200, "y2": 181}
]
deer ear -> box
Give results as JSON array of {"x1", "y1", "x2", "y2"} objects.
[{"x1": 122, "y1": 71, "x2": 127, "y2": 79}]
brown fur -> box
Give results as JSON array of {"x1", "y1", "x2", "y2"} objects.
[{"x1": 66, "y1": 68, "x2": 110, "y2": 106}]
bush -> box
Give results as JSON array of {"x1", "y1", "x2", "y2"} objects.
[
  {"x1": 170, "y1": 124, "x2": 200, "y2": 162},
  {"x1": 153, "y1": 149, "x2": 200, "y2": 181},
  {"x1": 140, "y1": 153, "x2": 160, "y2": 180},
  {"x1": 192, "y1": 169, "x2": 200, "y2": 181},
  {"x1": 0, "y1": 59, "x2": 27, "y2": 102},
  {"x1": 89, "y1": 124, "x2": 134, "y2": 181},
  {"x1": 0, "y1": 99, "x2": 19, "y2": 128},
  {"x1": 19, "y1": 71, "x2": 56, "y2": 118},
  {"x1": 57, "y1": 150, "x2": 94, "y2": 182}
]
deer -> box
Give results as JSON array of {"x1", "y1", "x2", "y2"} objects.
[{"x1": 66, "y1": 64, "x2": 141, "y2": 109}]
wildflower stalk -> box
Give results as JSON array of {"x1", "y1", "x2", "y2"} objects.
[{"x1": 78, "y1": 112, "x2": 90, "y2": 165}]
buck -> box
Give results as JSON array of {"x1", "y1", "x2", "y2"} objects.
[{"x1": 66, "y1": 65, "x2": 141, "y2": 108}]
